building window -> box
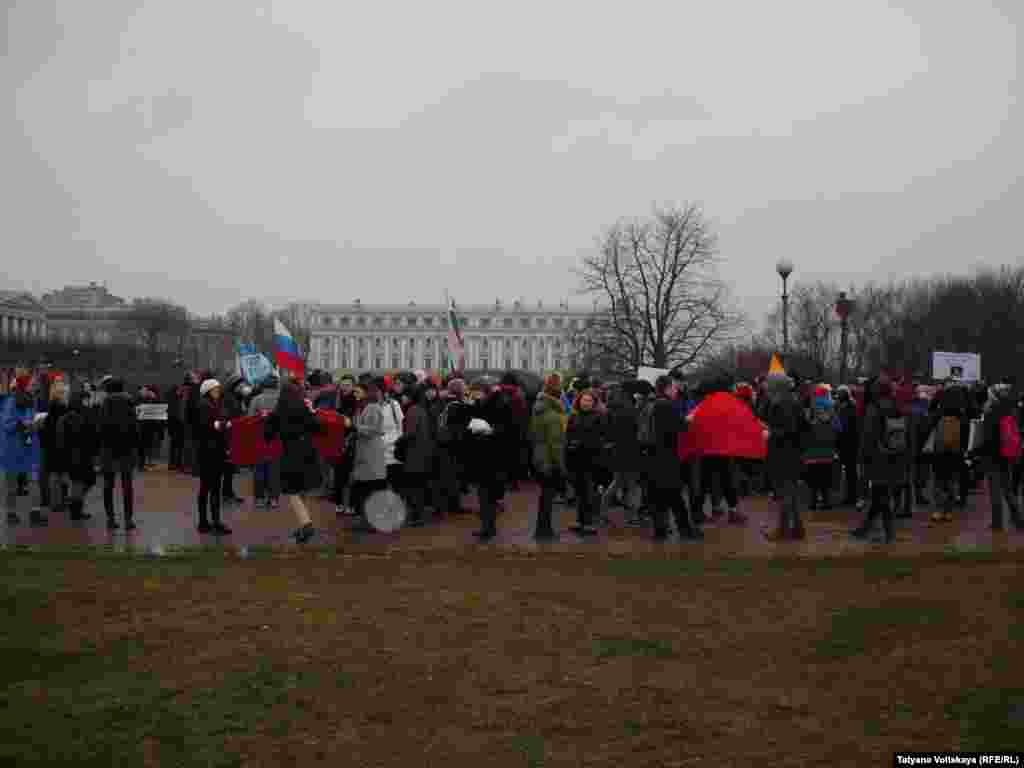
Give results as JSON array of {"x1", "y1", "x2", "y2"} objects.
[
  {"x1": 391, "y1": 317, "x2": 401, "y2": 327},
  {"x1": 373, "y1": 316, "x2": 383, "y2": 327},
  {"x1": 503, "y1": 318, "x2": 513, "y2": 328},
  {"x1": 357, "y1": 317, "x2": 366, "y2": 327},
  {"x1": 322, "y1": 353, "x2": 331, "y2": 369},
  {"x1": 408, "y1": 337, "x2": 416, "y2": 348},
  {"x1": 391, "y1": 356, "x2": 400, "y2": 369},
  {"x1": 505, "y1": 358, "x2": 512, "y2": 370},
  {"x1": 358, "y1": 355, "x2": 367, "y2": 369},
  {"x1": 392, "y1": 337, "x2": 400, "y2": 348},
  {"x1": 358, "y1": 337, "x2": 366, "y2": 348},
  {"x1": 537, "y1": 318, "x2": 547, "y2": 328},
  {"x1": 340, "y1": 317, "x2": 350, "y2": 327},
  {"x1": 479, "y1": 318, "x2": 491, "y2": 329},
  {"x1": 341, "y1": 353, "x2": 348, "y2": 368},
  {"x1": 520, "y1": 318, "x2": 530, "y2": 328},
  {"x1": 481, "y1": 357, "x2": 489, "y2": 369},
  {"x1": 423, "y1": 317, "x2": 434, "y2": 327},
  {"x1": 407, "y1": 354, "x2": 415, "y2": 368},
  {"x1": 424, "y1": 356, "x2": 433, "y2": 369},
  {"x1": 406, "y1": 317, "x2": 417, "y2": 327},
  {"x1": 321, "y1": 316, "x2": 332, "y2": 327},
  {"x1": 554, "y1": 358, "x2": 562, "y2": 369},
  {"x1": 375, "y1": 337, "x2": 382, "y2": 349},
  {"x1": 375, "y1": 357, "x2": 383, "y2": 369},
  {"x1": 553, "y1": 318, "x2": 564, "y2": 329}
]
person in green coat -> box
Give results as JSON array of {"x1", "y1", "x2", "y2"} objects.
[{"x1": 530, "y1": 373, "x2": 566, "y2": 540}]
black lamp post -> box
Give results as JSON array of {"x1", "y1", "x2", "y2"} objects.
[
  {"x1": 776, "y1": 259, "x2": 794, "y2": 359},
  {"x1": 835, "y1": 292, "x2": 854, "y2": 384}
]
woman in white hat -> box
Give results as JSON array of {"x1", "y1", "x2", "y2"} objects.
[{"x1": 195, "y1": 379, "x2": 232, "y2": 535}]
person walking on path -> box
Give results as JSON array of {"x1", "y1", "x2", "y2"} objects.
[{"x1": 263, "y1": 379, "x2": 326, "y2": 544}]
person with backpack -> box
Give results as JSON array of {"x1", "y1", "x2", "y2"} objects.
[
  {"x1": 58, "y1": 388, "x2": 98, "y2": 521},
  {"x1": 851, "y1": 379, "x2": 912, "y2": 543},
  {"x1": 802, "y1": 385, "x2": 838, "y2": 511},
  {"x1": 98, "y1": 377, "x2": 140, "y2": 531},
  {"x1": 968, "y1": 381, "x2": 1022, "y2": 530},
  {"x1": 929, "y1": 380, "x2": 969, "y2": 523}
]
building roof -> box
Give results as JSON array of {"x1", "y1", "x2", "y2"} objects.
[
  {"x1": 311, "y1": 301, "x2": 591, "y2": 314},
  {"x1": 0, "y1": 291, "x2": 46, "y2": 314},
  {"x1": 40, "y1": 283, "x2": 126, "y2": 308}
]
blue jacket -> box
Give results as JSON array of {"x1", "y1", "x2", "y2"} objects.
[{"x1": 0, "y1": 396, "x2": 40, "y2": 475}]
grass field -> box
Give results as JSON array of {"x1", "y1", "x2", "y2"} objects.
[{"x1": 1, "y1": 546, "x2": 1022, "y2": 766}]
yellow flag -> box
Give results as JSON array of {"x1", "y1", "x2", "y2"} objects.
[{"x1": 768, "y1": 353, "x2": 786, "y2": 375}]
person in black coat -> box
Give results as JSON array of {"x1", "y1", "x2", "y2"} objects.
[
  {"x1": 264, "y1": 379, "x2": 327, "y2": 544},
  {"x1": 39, "y1": 378, "x2": 70, "y2": 514},
  {"x1": 98, "y1": 378, "x2": 139, "y2": 530},
  {"x1": 564, "y1": 389, "x2": 607, "y2": 536},
  {"x1": 166, "y1": 377, "x2": 184, "y2": 471},
  {"x1": 647, "y1": 376, "x2": 701, "y2": 541},
  {"x1": 195, "y1": 378, "x2": 232, "y2": 535},
  {"x1": 600, "y1": 386, "x2": 643, "y2": 525},
  {"x1": 58, "y1": 388, "x2": 98, "y2": 521},
  {"x1": 184, "y1": 371, "x2": 204, "y2": 476},
  {"x1": 435, "y1": 378, "x2": 472, "y2": 517},
  {"x1": 968, "y1": 382, "x2": 1022, "y2": 530},
  {"x1": 834, "y1": 386, "x2": 860, "y2": 506},
  {"x1": 463, "y1": 377, "x2": 512, "y2": 542},
  {"x1": 332, "y1": 375, "x2": 359, "y2": 515}
]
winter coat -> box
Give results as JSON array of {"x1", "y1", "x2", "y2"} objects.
[
  {"x1": 973, "y1": 390, "x2": 1017, "y2": 461},
  {"x1": 646, "y1": 397, "x2": 684, "y2": 490},
  {"x1": 529, "y1": 394, "x2": 565, "y2": 477},
  {"x1": 860, "y1": 398, "x2": 913, "y2": 486},
  {"x1": 263, "y1": 400, "x2": 325, "y2": 495},
  {"x1": 351, "y1": 402, "x2": 388, "y2": 483},
  {"x1": 402, "y1": 402, "x2": 436, "y2": 475},
  {"x1": 606, "y1": 399, "x2": 643, "y2": 473},
  {"x1": 801, "y1": 406, "x2": 837, "y2": 464},
  {"x1": 380, "y1": 398, "x2": 404, "y2": 467},
  {"x1": 166, "y1": 384, "x2": 182, "y2": 425},
  {"x1": 57, "y1": 403, "x2": 99, "y2": 486},
  {"x1": 564, "y1": 409, "x2": 606, "y2": 474},
  {"x1": 99, "y1": 393, "x2": 139, "y2": 474},
  {"x1": 835, "y1": 400, "x2": 859, "y2": 458},
  {"x1": 462, "y1": 392, "x2": 512, "y2": 487},
  {"x1": 223, "y1": 388, "x2": 246, "y2": 420},
  {"x1": 40, "y1": 399, "x2": 69, "y2": 473},
  {"x1": 0, "y1": 395, "x2": 40, "y2": 475},
  {"x1": 764, "y1": 394, "x2": 806, "y2": 485},
  {"x1": 195, "y1": 396, "x2": 229, "y2": 468}
]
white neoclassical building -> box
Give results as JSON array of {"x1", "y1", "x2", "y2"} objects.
[
  {"x1": 307, "y1": 299, "x2": 593, "y2": 374},
  {"x1": 0, "y1": 291, "x2": 48, "y2": 341}
]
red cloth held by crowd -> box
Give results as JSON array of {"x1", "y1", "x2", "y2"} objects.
[
  {"x1": 229, "y1": 414, "x2": 283, "y2": 466},
  {"x1": 677, "y1": 392, "x2": 768, "y2": 461},
  {"x1": 313, "y1": 409, "x2": 346, "y2": 461}
]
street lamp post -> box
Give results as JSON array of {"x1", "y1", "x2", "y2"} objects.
[
  {"x1": 776, "y1": 259, "x2": 794, "y2": 359},
  {"x1": 835, "y1": 291, "x2": 854, "y2": 385}
]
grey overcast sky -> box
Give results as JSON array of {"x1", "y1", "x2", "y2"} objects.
[{"x1": 2, "y1": 1, "x2": 1020, "y2": 324}]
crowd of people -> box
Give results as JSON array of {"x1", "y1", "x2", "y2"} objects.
[{"x1": 2, "y1": 363, "x2": 1023, "y2": 545}]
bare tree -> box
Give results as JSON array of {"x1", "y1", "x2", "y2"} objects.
[
  {"x1": 116, "y1": 298, "x2": 191, "y2": 367},
  {"x1": 226, "y1": 299, "x2": 274, "y2": 353},
  {"x1": 576, "y1": 203, "x2": 744, "y2": 375}
]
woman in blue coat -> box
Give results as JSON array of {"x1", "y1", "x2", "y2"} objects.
[{"x1": 2, "y1": 378, "x2": 44, "y2": 525}]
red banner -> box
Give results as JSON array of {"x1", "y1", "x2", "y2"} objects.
[
  {"x1": 228, "y1": 414, "x2": 283, "y2": 466},
  {"x1": 677, "y1": 392, "x2": 768, "y2": 461},
  {"x1": 313, "y1": 409, "x2": 346, "y2": 461}
]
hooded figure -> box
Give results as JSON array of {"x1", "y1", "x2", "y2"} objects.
[
  {"x1": 763, "y1": 371, "x2": 807, "y2": 540},
  {"x1": 58, "y1": 389, "x2": 99, "y2": 521}
]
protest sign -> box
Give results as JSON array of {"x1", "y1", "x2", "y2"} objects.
[{"x1": 932, "y1": 352, "x2": 981, "y2": 382}]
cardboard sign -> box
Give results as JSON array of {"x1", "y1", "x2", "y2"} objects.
[
  {"x1": 136, "y1": 404, "x2": 168, "y2": 421},
  {"x1": 932, "y1": 352, "x2": 981, "y2": 382}
]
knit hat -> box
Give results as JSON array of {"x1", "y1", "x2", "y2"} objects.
[{"x1": 199, "y1": 379, "x2": 221, "y2": 397}]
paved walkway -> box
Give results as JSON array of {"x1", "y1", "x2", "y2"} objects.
[{"x1": 2, "y1": 465, "x2": 1023, "y2": 558}]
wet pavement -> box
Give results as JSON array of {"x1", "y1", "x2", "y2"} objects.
[{"x1": 2, "y1": 464, "x2": 1023, "y2": 559}]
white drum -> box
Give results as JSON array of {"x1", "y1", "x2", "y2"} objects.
[{"x1": 364, "y1": 489, "x2": 407, "y2": 533}]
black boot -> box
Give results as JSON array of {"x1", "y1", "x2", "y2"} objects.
[
  {"x1": 851, "y1": 506, "x2": 879, "y2": 539},
  {"x1": 882, "y1": 505, "x2": 895, "y2": 543},
  {"x1": 211, "y1": 495, "x2": 231, "y2": 535},
  {"x1": 197, "y1": 494, "x2": 211, "y2": 533},
  {"x1": 673, "y1": 500, "x2": 703, "y2": 540},
  {"x1": 69, "y1": 498, "x2": 92, "y2": 521},
  {"x1": 124, "y1": 493, "x2": 136, "y2": 531}
]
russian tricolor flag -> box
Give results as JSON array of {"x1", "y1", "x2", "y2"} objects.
[{"x1": 274, "y1": 318, "x2": 305, "y2": 380}]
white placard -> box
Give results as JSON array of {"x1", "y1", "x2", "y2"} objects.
[
  {"x1": 136, "y1": 404, "x2": 168, "y2": 421},
  {"x1": 932, "y1": 352, "x2": 981, "y2": 382},
  {"x1": 637, "y1": 367, "x2": 670, "y2": 385}
]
